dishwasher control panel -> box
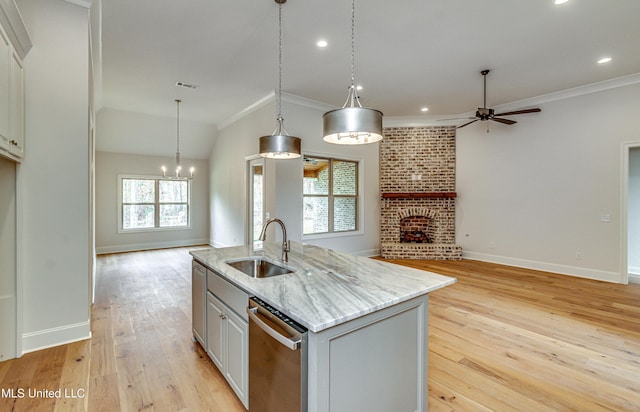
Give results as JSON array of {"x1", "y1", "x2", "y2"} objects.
[{"x1": 249, "y1": 297, "x2": 307, "y2": 334}]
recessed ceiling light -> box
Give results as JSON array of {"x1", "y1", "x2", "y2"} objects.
[
  {"x1": 598, "y1": 57, "x2": 612, "y2": 64},
  {"x1": 356, "y1": 85, "x2": 363, "y2": 91},
  {"x1": 421, "y1": 107, "x2": 429, "y2": 112},
  {"x1": 317, "y1": 40, "x2": 328, "y2": 48},
  {"x1": 554, "y1": 0, "x2": 568, "y2": 5}
]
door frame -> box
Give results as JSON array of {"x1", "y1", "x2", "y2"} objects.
[
  {"x1": 620, "y1": 141, "x2": 640, "y2": 285},
  {"x1": 245, "y1": 155, "x2": 266, "y2": 246}
]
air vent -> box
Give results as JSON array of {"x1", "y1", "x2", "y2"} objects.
[{"x1": 176, "y1": 81, "x2": 198, "y2": 89}]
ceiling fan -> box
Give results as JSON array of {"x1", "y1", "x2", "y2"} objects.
[{"x1": 447, "y1": 69, "x2": 541, "y2": 129}]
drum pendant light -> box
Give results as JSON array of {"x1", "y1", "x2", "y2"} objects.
[
  {"x1": 322, "y1": 0, "x2": 383, "y2": 145},
  {"x1": 259, "y1": 0, "x2": 301, "y2": 159}
]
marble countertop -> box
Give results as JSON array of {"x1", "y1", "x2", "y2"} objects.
[{"x1": 190, "y1": 242, "x2": 456, "y2": 333}]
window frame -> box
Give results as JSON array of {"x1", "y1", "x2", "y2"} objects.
[
  {"x1": 117, "y1": 174, "x2": 192, "y2": 233},
  {"x1": 302, "y1": 154, "x2": 364, "y2": 239}
]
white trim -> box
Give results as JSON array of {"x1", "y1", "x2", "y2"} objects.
[
  {"x1": 349, "y1": 248, "x2": 380, "y2": 257},
  {"x1": 0, "y1": 0, "x2": 31, "y2": 59},
  {"x1": 96, "y1": 238, "x2": 209, "y2": 255},
  {"x1": 621, "y1": 141, "x2": 640, "y2": 285},
  {"x1": 219, "y1": 91, "x2": 335, "y2": 131},
  {"x1": 281, "y1": 91, "x2": 335, "y2": 112},
  {"x1": 629, "y1": 274, "x2": 640, "y2": 284},
  {"x1": 218, "y1": 92, "x2": 275, "y2": 130},
  {"x1": 22, "y1": 321, "x2": 91, "y2": 355},
  {"x1": 210, "y1": 239, "x2": 234, "y2": 248},
  {"x1": 64, "y1": 0, "x2": 93, "y2": 9},
  {"x1": 462, "y1": 251, "x2": 621, "y2": 284},
  {"x1": 383, "y1": 72, "x2": 640, "y2": 128}
]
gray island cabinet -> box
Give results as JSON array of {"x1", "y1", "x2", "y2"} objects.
[{"x1": 190, "y1": 242, "x2": 455, "y2": 412}]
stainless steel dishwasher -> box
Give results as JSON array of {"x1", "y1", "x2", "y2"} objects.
[{"x1": 247, "y1": 297, "x2": 308, "y2": 412}]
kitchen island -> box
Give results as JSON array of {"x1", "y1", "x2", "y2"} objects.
[{"x1": 190, "y1": 242, "x2": 455, "y2": 412}]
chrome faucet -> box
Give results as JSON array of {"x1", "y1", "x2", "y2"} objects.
[{"x1": 258, "y1": 218, "x2": 290, "y2": 262}]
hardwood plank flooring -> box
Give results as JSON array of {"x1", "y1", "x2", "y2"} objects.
[
  {"x1": 0, "y1": 248, "x2": 638, "y2": 411},
  {"x1": 378, "y1": 258, "x2": 640, "y2": 412}
]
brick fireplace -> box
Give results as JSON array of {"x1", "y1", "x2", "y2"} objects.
[{"x1": 380, "y1": 127, "x2": 462, "y2": 260}]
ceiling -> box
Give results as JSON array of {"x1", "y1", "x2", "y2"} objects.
[{"x1": 101, "y1": 0, "x2": 640, "y2": 130}]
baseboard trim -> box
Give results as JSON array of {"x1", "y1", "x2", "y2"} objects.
[
  {"x1": 629, "y1": 273, "x2": 640, "y2": 284},
  {"x1": 96, "y1": 238, "x2": 210, "y2": 255},
  {"x1": 462, "y1": 251, "x2": 622, "y2": 283},
  {"x1": 22, "y1": 320, "x2": 91, "y2": 355},
  {"x1": 349, "y1": 248, "x2": 380, "y2": 257}
]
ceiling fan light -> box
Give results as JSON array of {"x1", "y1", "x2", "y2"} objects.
[
  {"x1": 323, "y1": 107, "x2": 383, "y2": 145},
  {"x1": 259, "y1": 133, "x2": 301, "y2": 158}
]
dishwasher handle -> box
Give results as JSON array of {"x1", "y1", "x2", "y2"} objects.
[{"x1": 247, "y1": 306, "x2": 301, "y2": 351}]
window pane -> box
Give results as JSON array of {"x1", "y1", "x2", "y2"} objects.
[
  {"x1": 123, "y1": 205, "x2": 154, "y2": 229},
  {"x1": 160, "y1": 204, "x2": 188, "y2": 227},
  {"x1": 334, "y1": 197, "x2": 357, "y2": 231},
  {"x1": 303, "y1": 158, "x2": 329, "y2": 195},
  {"x1": 303, "y1": 196, "x2": 328, "y2": 234},
  {"x1": 159, "y1": 180, "x2": 188, "y2": 203},
  {"x1": 253, "y1": 167, "x2": 264, "y2": 242},
  {"x1": 333, "y1": 160, "x2": 357, "y2": 195},
  {"x1": 123, "y1": 179, "x2": 154, "y2": 203}
]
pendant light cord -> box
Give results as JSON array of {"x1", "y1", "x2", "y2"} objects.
[
  {"x1": 175, "y1": 99, "x2": 181, "y2": 169},
  {"x1": 350, "y1": 0, "x2": 355, "y2": 89},
  {"x1": 277, "y1": 2, "x2": 283, "y2": 120}
]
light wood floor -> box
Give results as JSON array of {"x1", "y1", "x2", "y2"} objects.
[{"x1": 0, "y1": 248, "x2": 638, "y2": 411}]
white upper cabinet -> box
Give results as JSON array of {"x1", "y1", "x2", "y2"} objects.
[
  {"x1": 8, "y1": 49, "x2": 23, "y2": 159},
  {"x1": 0, "y1": 26, "x2": 9, "y2": 153},
  {"x1": 0, "y1": 1, "x2": 29, "y2": 162}
]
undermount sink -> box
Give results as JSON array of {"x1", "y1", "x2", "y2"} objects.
[{"x1": 225, "y1": 257, "x2": 294, "y2": 278}]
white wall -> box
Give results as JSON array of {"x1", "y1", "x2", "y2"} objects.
[
  {"x1": 209, "y1": 95, "x2": 380, "y2": 255},
  {"x1": 18, "y1": 0, "x2": 91, "y2": 352},
  {"x1": 96, "y1": 107, "x2": 218, "y2": 159},
  {"x1": 95, "y1": 151, "x2": 210, "y2": 253},
  {"x1": 456, "y1": 82, "x2": 640, "y2": 283}
]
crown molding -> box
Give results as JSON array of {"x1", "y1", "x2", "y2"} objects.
[
  {"x1": 218, "y1": 90, "x2": 336, "y2": 131},
  {"x1": 0, "y1": 0, "x2": 32, "y2": 59},
  {"x1": 64, "y1": 0, "x2": 93, "y2": 8},
  {"x1": 384, "y1": 72, "x2": 640, "y2": 128},
  {"x1": 219, "y1": 72, "x2": 640, "y2": 131}
]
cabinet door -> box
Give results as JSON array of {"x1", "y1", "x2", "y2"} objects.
[
  {"x1": 8, "y1": 50, "x2": 23, "y2": 159},
  {"x1": 225, "y1": 308, "x2": 249, "y2": 408},
  {"x1": 0, "y1": 26, "x2": 9, "y2": 149},
  {"x1": 192, "y1": 262, "x2": 206, "y2": 346},
  {"x1": 206, "y1": 292, "x2": 225, "y2": 371}
]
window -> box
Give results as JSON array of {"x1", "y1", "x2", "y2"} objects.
[
  {"x1": 120, "y1": 176, "x2": 190, "y2": 231},
  {"x1": 303, "y1": 156, "x2": 358, "y2": 235}
]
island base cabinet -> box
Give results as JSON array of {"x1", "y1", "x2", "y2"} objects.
[
  {"x1": 206, "y1": 291, "x2": 249, "y2": 409},
  {"x1": 307, "y1": 295, "x2": 429, "y2": 412},
  {"x1": 192, "y1": 260, "x2": 206, "y2": 347}
]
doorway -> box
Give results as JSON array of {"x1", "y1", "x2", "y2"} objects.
[
  {"x1": 621, "y1": 142, "x2": 640, "y2": 284},
  {"x1": 0, "y1": 157, "x2": 17, "y2": 360}
]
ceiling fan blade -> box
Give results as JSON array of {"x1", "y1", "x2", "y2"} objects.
[
  {"x1": 491, "y1": 117, "x2": 517, "y2": 125},
  {"x1": 457, "y1": 119, "x2": 479, "y2": 128},
  {"x1": 438, "y1": 116, "x2": 476, "y2": 121},
  {"x1": 494, "y1": 108, "x2": 541, "y2": 116}
]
